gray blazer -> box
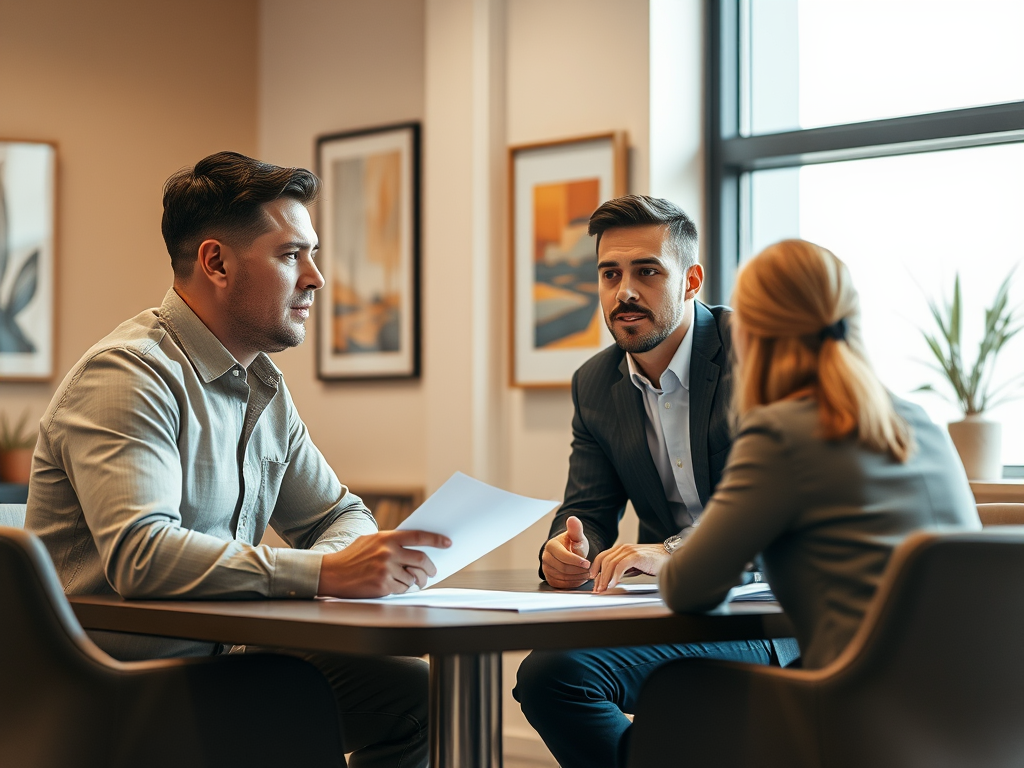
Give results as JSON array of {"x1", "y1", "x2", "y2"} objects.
[
  {"x1": 544, "y1": 301, "x2": 734, "y2": 559},
  {"x1": 660, "y1": 396, "x2": 981, "y2": 669}
]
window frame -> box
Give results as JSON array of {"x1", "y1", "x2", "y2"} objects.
[
  {"x1": 704, "y1": 0, "x2": 1024, "y2": 306},
  {"x1": 704, "y1": 0, "x2": 1024, "y2": 476}
]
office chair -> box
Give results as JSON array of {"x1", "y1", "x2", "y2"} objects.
[
  {"x1": 0, "y1": 526, "x2": 347, "y2": 768},
  {"x1": 626, "y1": 529, "x2": 1024, "y2": 768},
  {"x1": 977, "y1": 502, "x2": 1024, "y2": 526}
]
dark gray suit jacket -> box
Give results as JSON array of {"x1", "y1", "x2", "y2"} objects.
[{"x1": 544, "y1": 301, "x2": 734, "y2": 559}]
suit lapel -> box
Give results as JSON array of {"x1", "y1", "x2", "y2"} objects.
[
  {"x1": 612, "y1": 354, "x2": 678, "y2": 535},
  {"x1": 689, "y1": 303, "x2": 722, "y2": 505}
]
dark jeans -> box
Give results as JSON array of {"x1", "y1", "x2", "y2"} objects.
[{"x1": 513, "y1": 640, "x2": 774, "y2": 768}]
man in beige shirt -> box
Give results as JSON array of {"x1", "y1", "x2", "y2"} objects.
[{"x1": 28, "y1": 151, "x2": 445, "y2": 768}]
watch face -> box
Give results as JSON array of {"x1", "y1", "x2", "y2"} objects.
[{"x1": 664, "y1": 534, "x2": 685, "y2": 553}]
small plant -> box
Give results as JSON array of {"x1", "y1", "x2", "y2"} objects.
[
  {"x1": 917, "y1": 269, "x2": 1024, "y2": 415},
  {"x1": 0, "y1": 409, "x2": 35, "y2": 451}
]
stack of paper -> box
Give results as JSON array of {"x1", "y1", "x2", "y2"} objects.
[{"x1": 339, "y1": 588, "x2": 662, "y2": 612}]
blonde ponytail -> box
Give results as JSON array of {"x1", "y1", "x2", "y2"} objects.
[{"x1": 733, "y1": 240, "x2": 912, "y2": 462}]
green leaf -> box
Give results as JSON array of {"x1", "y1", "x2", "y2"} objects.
[{"x1": 917, "y1": 266, "x2": 1023, "y2": 415}]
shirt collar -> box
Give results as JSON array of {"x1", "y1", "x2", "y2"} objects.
[
  {"x1": 159, "y1": 288, "x2": 281, "y2": 387},
  {"x1": 627, "y1": 316, "x2": 694, "y2": 394}
]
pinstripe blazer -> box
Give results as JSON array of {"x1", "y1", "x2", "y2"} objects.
[{"x1": 544, "y1": 301, "x2": 734, "y2": 559}]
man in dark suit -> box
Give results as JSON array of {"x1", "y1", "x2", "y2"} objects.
[{"x1": 513, "y1": 195, "x2": 788, "y2": 768}]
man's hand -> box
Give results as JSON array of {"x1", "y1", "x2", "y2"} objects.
[
  {"x1": 317, "y1": 530, "x2": 451, "y2": 598},
  {"x1": 589, "y1": 543, "x2": 669, "y2": 593},
  {"x1": 541, "y1": 516, "x2": 592, "y2": 589}
]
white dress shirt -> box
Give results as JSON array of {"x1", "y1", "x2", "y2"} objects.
[{"x1": 626, "y1": 321, "x2": 704, "y2": 530}]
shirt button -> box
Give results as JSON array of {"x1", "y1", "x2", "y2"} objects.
[
  {"x1": 664, "y1": 402, "x2": 671, "y2": 409},
  {"x1": 676, "y1": 459, "x2": 683, "y2": 468},
  {"x1": 232, "y1": 369, "x2": 240, "y2": 377}
]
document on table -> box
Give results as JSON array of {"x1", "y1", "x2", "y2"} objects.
[
  {"x1": 394, "y1": 471, "x2": 560, "y2": 589},
  {"x1": 725, "y1": 583, "x2": 776, "y2": 602},
  {"x1": 329, "y1": 588, "x2": 664, "y2": 612}
]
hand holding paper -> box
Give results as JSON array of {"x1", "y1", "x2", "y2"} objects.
[
  {"x1": 318, "y1": 529, "x2": 452, "y2": 598},
  {"x1": 395, "y1": 472, "x2": 560, "y2": 589}
]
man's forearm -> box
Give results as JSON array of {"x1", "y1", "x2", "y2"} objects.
[{"x1": 310, "y1": 505, "x2": 378, "y2": 552}]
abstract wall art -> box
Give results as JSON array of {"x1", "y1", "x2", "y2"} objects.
[
  {"x1": 0, "y1": 140, "x2": 56, "y2": 381},
  {"x1": 316, "y1": 124, "x2": 420, "y2": 380},
  {"x1": 510, "y1": 132, "x2": 627, "y2": 387}
]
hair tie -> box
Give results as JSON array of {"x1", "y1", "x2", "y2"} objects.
[{"x1": 820, "y1": 317, "x2": 847, "y2": 342}]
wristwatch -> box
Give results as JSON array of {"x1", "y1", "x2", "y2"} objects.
[{"x1": 663, "y1": 533, "x2": 687, "y2": 554}]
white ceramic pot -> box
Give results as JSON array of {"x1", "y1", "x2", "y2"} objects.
[{"x1": 947, "y1": 415, "x2": 1002, "y2": 481}]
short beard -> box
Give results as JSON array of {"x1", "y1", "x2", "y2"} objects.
[
  {"x1": 611, "y1": 322, "x2": 675, "y2": 354},
  {"x1": 605, "y1": 300, "x2": 682, "y2": 354}
]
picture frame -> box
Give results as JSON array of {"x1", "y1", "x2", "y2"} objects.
[
  {"x1": 315, "y1": 123, "x2": 420, "y2": 380},
  {"x1": 509, "y1": 132, "x2": 627, "y2": 388},
  {"x1": 349, "y1": 484, "x2": 425, "y2": 530},
  {"x1": 0, "y1": 139, "x2": 57, "y2": 381}
]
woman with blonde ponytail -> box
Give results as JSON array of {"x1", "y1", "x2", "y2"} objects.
[{"x1": 659, "y1": 239, "x2": 979, "y2": 670}]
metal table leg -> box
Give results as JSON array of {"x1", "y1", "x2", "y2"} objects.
[{"x1": 429, "y1": 651, "x2": 503, "y2": 768}]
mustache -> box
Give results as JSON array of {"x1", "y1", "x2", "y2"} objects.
[
  {"x1": 611, "y1": 302, "x2": 652, "y2": 320},
  {"x1": 291, "y1": 292, "x2": 315, "y2": 307}
]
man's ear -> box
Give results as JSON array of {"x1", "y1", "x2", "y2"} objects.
[
  {"x1": 684, "y1": 263, "x2": 704, "y2": 300},
  {"x1": 196, "y1": 239, "x2": 229, "y2": 289}
]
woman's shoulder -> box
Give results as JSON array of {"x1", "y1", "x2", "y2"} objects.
[{"x1": 740, "y1": 398, "x2": 819, "y2": 439}]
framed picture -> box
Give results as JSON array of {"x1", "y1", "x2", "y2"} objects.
[
  {"x1": 0, "y1": 139, "x2": 56, "y2": 381},
  {"x1": 509, "y1": 132, "x2": 627, "y2": 387},
  {"x1": 315, "y1": 123, "x2": 420, "y2": 380}
]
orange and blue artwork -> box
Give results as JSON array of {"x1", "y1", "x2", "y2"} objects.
[{"x1": 532, "y1": 178, "x2": 602, "y2": 349}]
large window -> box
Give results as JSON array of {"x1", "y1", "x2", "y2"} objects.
[{"x1": 708, "y1": 0, "x2": 1024, "y2": 472}]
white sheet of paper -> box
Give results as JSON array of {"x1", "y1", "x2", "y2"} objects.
[
  {"x1": 394, "y1": 472, "x2": 560, "y2": 589},
  {"x1": 725, "y1": 582, "x2": 776, "y2": 602},
  {"x1": 614, "y1": 582, "x2": 659, "y2": 594},
  {"x1": 324, "y1": 588, "x2": 664, "y2": 612}
]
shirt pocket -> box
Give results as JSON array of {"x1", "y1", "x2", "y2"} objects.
[{"x1": 252, "y1": 458, "x2": 290, "y2": 541}]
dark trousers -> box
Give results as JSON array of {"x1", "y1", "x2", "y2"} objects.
[
  {"x1": 246, "y1": 647, "x2": 428, "y2": 768},
  {"x1": 513, "y1": 640, "x2": 774, "y2": 768}
]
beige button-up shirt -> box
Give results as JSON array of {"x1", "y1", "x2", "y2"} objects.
[{"x1": 28, "y1": 289, "x2": 377, "y2": 659}]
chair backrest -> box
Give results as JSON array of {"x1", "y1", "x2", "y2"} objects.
[
  {"x1": 0, "y1": 525, "x2": 109, "y2": 668},
  {"x1": 813, "y1": 529, "x2": 1024, "y2": 766},
  {"x1": 0, "y1": 526, "x2": 125, "y2": 764},
  {"x1": 0, "y1": 526, "x2": 349, "y2": 767},
  {"x1": 977, "y1": 502, "x2": 1024, "y2": 526},
  {"x1": 0, "y1": 503, "x2": 26, "y2": 527}
]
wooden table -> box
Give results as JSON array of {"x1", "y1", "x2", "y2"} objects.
[{"x1": 70, "y1": 570, "x2": 793, "y2": 768}]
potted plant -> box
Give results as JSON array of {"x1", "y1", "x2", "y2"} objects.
[
  {"x1": 918, "y1": 270, "x2": 1024, "y2": 480},
  {"x1": 0, "y1": 409, "x2": 35, "y2": 484}
]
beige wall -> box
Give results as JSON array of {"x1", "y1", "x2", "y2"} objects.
[
  {"x1": 256, "y1": 0, "x2": 652, "y2": 570},
  {"x1": 501, "y1": 0, "x2": 651, "y2": 562},
  {"x1": 0, "y1": 0, "x2": 258, "y2": 430},
  {"x1": 258, "y1": 0, "x2": 429, "y2": 490}
]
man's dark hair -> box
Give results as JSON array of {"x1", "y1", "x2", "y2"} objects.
[
  {"x1": 161, "y1": 151, "x2": 320, "y2": 280},
  {"x1": 587, "y1": 194, "x2": 699, "y2": 268}
]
